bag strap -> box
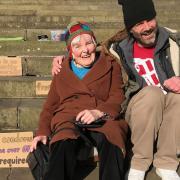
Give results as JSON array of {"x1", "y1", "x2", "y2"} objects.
[{"x1": 49, "y1": 120, "x2": 93, "y2": 147}]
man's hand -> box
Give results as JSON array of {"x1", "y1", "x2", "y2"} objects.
[
  {"x1": 30, "y1": 135, "x2": 47, "y2": 152},
  {"x1": 76, "y1": 109, "x2": 104, "y2": 124},
  {"x1": 51, "y1": 55, "x2": 65, "y2": 76},
  {"x1": 163, "y1": 76, "x2": 180, "y2": 93}
]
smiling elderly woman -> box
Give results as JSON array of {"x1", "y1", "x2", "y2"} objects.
[{"x1": 31, "y1": 22, "x2": 128, "y2": 180}]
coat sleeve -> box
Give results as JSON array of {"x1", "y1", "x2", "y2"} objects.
[
  {"x1": 36, "y1": 75, "x2": 60, "y2": 136},
  {"x1": 97, "y1": 60, "x2": 125, "y2": 119}
]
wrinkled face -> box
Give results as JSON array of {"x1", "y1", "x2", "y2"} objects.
[
  {"x1": 71, "y1": 34, "x2": 96, "y2": 68},
  {"x1": 130, "y1": 18, "x2": 158, "y2": 47}
]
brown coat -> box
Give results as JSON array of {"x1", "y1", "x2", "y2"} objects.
[{"x1": 36, "y1": 50, "x2": 128, "y2": 154}]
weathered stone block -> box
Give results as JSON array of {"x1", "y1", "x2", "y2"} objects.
[
  {"x1": 0, "y1": 168, "x2": 33, "y2": 180},
  {"x1": 0, "y1": 41, "x2": 66, "y2": 56},
  {"x1": 22, "y1": 57, "x2": 52, "y2": 76},
  {"x1": 0, "y1": 28, "x2": 26, "y2": 39},
  {"x1": 0, "y1": 107, "x2": 17, "y2": 130},
  {"x1": 0, "y1": 77, "x2": 51, "y2": 98},
  {"x1": 18, "y1": 99, "x2": 45, "y2": 130}
]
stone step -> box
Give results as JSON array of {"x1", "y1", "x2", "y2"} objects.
[
  {"x1": 0, "y1": 55, "x2": 55, "y2": 77},
  {"x1": 0, "y1": 8, "x2": 121, "y2": 16},
  {"x1": 0, "y1": 28, "x2": 120, "y2": 42},
  {"x1": 0, "y1": 77, "x2": 52, "y2": 98},
  {"x1": 37, "y1": 10, "x2": 122, "y2": 17},
  {"x1": 0, "y1": 41, "x2": 66, "y2": 56},
  {"x1": 155, "y1": 0, "x2": 180, "y2": 7},
  {"x1": 0, "y1": 1, "x2": 178, "y2": 7},
  {"x1": 0, "y1": 15, "x2": 123, "y2": 29},
  {"x1": 0, "y1": 1, "x2": 178, "y2": 13},
  {"x1": 0, "y1": 164, "x2": 179, "y2": 180},
  {"x1": 0, "y1": 8, "x2": 179, "y2": 20},
  {"x1": 0, "y1": 0, "x2": 178, "y2": 6},
  {"x1": 0, "y1": 4, "x2": 119, "y2": 11},
  {"x1": 22, "y1": 56, "x2": 53, "y2": 76},
  {"x1": 1, "y1": 14, "x2": 179, "y2": 30},
  {"x1": 0, "y1": 11, "x2": 179, "y2": 30},
  {"x1": 0, "y1": 1, "x2": 178, "y2": 12},
  {"x1": 0, "y1": 0, "x2": 117, "y2": 5},
  {"x1": 0, "y1": 0, "x2": 178, "y2": 9},
  {"x1": 0, "y1": 98, "x2": 45, "y2": 130},
  {"x1": 0, "y1": 29, "x2": 26, "y2": 38},
  {"x1": 0, "y1": 0, "x2": 178, "y2": 30}
]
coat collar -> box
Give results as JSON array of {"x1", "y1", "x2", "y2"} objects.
[{"x1": 58, "y1": 51, "x2": 112, "y2": 93}]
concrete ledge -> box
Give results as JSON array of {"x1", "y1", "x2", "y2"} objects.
[
  {"x1": 0, "y1": 41, "x2": 66, "y2": 56},
  {"x1": 0, "y1": 162, "x2": 179, "y2": 180},
  {"x1": 0, "y1": 98, "x2": 45, "y2": 130},
  {"x1": 0, "y1": 77, "x2": 51, "y2": 98}
]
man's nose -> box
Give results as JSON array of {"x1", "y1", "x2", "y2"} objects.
[{"x1": 143, "y1": 21, "x2": 151, "y2": 30}]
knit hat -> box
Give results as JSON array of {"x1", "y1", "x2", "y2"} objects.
[
  {"x1": 118, "y1": 0, "x2": 156, "y2": 30},
  {"x1": 65, "y1": 21, "x2": 96, "y2": 49}
]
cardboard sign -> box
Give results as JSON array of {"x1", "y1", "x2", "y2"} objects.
[
  {"x1": 36, "y1": 80, "x2": 51, "y2": 95},
  {"x1": 0, "y1": 56, "x2": 22, "y2": 76},
  {"x1": 0, "y1": 131, "x2": 33, "y2": 168}
]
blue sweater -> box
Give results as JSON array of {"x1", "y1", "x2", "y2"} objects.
[{"x1": 70, "y1": 60, "x2": 91, "y2": 79}]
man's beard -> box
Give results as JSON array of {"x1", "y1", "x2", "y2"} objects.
[{"x1": 134, "y1": 26, "x2": 158, "y2": 48}]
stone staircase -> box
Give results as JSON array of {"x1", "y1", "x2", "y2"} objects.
[{"x1": 0, "y1": 0, "x2": 179, "y2": 179}]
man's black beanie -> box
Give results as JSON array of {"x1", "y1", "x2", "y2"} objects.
[{"x1": 118, "y1": 0, "x2": 156, "y2": 30}]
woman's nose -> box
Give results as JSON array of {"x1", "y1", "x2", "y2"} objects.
[{"x1": 81, "y1": 45, "x2": 88, "y2": 53}]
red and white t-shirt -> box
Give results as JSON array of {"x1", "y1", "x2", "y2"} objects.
[{"x1": 133, "y1": 41, "x2": 165, "y2": 92}]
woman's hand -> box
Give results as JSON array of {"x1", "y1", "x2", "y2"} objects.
[
  {"x1": 51, "y1": 55, "x2": 65, "y2": 76},
  {"x1": 76, "y1": 109, "x2": 104, "y2": 124},
  {"x1": 30, "y1": 135, "x2": 47, "y2": 152},
  {"x1": 164, "y1": 76, "x2": 180, "y2": 93}
]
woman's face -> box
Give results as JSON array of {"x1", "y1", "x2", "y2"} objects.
[{"x1": 71, "y1": 34, "x2": 96, "y2": 68}]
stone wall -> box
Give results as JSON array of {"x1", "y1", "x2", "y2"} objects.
[{"x1": 0, "y1": 0, "x2": 179, "y2": 179}]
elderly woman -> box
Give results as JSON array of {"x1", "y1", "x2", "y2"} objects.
[{"x1": 31, "y1": 22, "x2": 128, "y2": 180}]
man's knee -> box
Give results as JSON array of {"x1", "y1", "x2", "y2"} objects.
[
  {"x1": 140, "y1": 86, "x2": 164, "y2": 101},
  {"x1": 131, "y1": 86, "x2": 165, "y2": 109},
  {"x1": 167, "y1": 93, "x2": 180, "y2": 105},
  {"x1": 127, "y1": 86, "x2": 165, "y2": 130}
]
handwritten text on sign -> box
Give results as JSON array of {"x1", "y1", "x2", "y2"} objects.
[
  {"x1": 0, "y1": 131, "x2": 33, "y2": 168},
  {"x1": 0, "y1": 56, "x2": 22, "y2": 76}
]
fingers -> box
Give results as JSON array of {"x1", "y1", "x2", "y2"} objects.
[
  {"x1": 52, "y1": 66, "x2": 61, "y2": 76},
  {"x1": 52, "y1": 55, "x2": 65, "y2": 76},
  {"x1": 30, "y1": 136, "x2": 47, "y2": 152},
  {"x1": 76, "y1": 110, "x2": 97, "y2": 124},
  {"x1": 42, "y1": 138, "x2": 47, "y2": 145},
  {"x1": 30, "y1": 137, "x2": 38, "y2": 152},
  {"x1": 80, "y1": 113, "x2": 93, "y2": 124},
  {"x1": 76, "y1": 110, "x2": 87, "y2": 121},
  {"x1": 163, "y1": 77, "x2": 180, "y2": 93},
  {"x1": 53, "y1": 56, "x2": 64, "y2": 65}
]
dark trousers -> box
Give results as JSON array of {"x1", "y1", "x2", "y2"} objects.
[{"x1": 44, "y1": 132, "x2": 124, "y2": 180}]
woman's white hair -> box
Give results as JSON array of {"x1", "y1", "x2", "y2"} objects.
[{"x1": 71, "y1": 34, "x2": 96, "y2": 46}]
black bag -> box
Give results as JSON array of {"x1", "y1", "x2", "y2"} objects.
[
  {"x1": 75, "y1": 117, "x2": 106, "y2": 128},
  {"x1": 27, "y1": 118, "x2": 105, "y2": 179},
  {"x1": 27, "y1": 142, "x2": 49, "y2": 180}
]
